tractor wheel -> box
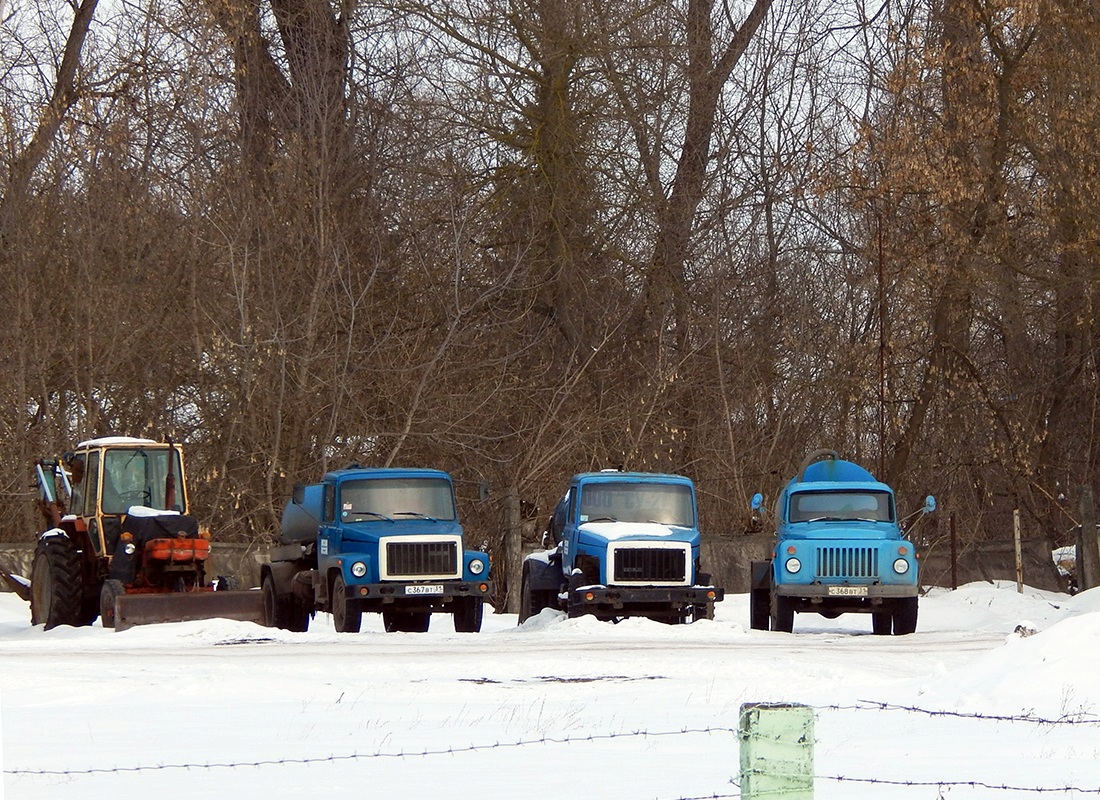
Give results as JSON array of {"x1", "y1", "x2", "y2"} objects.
[
  {"x1": 30, "y1": 535, "x2": 86, "y2": 630},
  {"x1": 453, "y1": 597, "x2": 483, "y2": 633},
  {"x1": 892, "y1": 597, "x2": 918, "y2": 635},
  {"x1": 771, "y1": 595, "x2": 795, "y2": 633},
  {"x1": 331, "y1": 574, "x2": 361, "y2": 633},
  {"x1": 99, "y1": 579, "x2": 125, "y2": 629}
]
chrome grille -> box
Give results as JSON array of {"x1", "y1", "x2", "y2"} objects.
[
  {"x1": 815, "y1": 546, "x2": 879, "y2": 579},
  {"x1": 385, "y1": 541, "x2": 458, "y2": 577},
  {"x1": 612, "y1": 548, "x2": 687, "y2": 583}
]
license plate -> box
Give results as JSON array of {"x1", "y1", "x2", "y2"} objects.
[
  {"x1": 827, "y1": 586, "x2": 868, "y2": 596},
  {"x1": 406, "y1": 584, "x2": 444, "y2": 596}
]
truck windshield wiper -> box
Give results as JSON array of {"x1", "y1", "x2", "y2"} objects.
[
  {"x1": 394, "y1": 511, "x2": 437, "y2": 521},
  {"x1": 348, "y1": 510, "x2": 393, "y2": 522},
  {"x1": 586, "y1": 516, "x2": 618, "y2": 523},
  {"x1": 805, "y1": 516, "x2": 846, "y2": 522}
]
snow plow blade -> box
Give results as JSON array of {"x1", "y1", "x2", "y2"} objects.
[
  {"x1": 1, "y1": 564, "x2": 32, "y2": 602},
  {"x1": 115, "y1": 590, "x2": 266, "y2": 632}
]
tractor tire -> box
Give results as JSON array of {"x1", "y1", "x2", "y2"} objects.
[
  {"x1": 30, "y1": 535, "x2": 86, "y2": 630},
  {"x1": 892, "y1": 597, "x2": 918, "y2": 635},
  {"x1": 100, "y1": 579, "x2": 125, "y2": 629},
  {"x1": 453, "y1": 597, "x2": 483, "y2": 633},
  {"x1": 331, "y1": 574, "x2": 361, "y2": 633}
]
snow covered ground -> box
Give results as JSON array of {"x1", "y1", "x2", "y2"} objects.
[{"x1": 2, "y1": 582, "x2": 1099, "y2": 800}]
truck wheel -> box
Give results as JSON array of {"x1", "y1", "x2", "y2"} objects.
[
  {"x1": 30, "y1": 536, "x2": 86, "y2": 630},
  {"x1": 691, "y1": 602, "x2": 714, "y2": 623},
  {"x1": 566, "y1": 571, "x2": 589, "y2": 619},
  {"x1": 100, "y1": 579, "x2": 125, "y2": 629},
  {"x1": 771, "y1": 596, "x2": 794, "y2": 633},
  {"x1": 749, "y1": 588, "x2": 770, "y2": 631},
  {"x1": 331, "y1": 575, "x2": 362, "y2": 633},
  {"x1": 871, "y1": 611, "x2": 892, "y2": 635},
  {"x1": 891, "y1": 597, "x2": 918, "y2": 635},
  {"x1": 384, "y1": 610, "x2": 430, "y2": 633},
  {"x1": 262, "y1": 574, "x2": 311, "y2": 632},
  {"x1": 518, "y1": 564, "x2": 552, "y2": 623},
  {"x1": 453, "y1": 597, "x2": 483, "y2": 633}
]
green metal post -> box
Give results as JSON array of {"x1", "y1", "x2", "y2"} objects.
[{"x1": 739, "y1": 702, "x2": 814, "y2": 798}]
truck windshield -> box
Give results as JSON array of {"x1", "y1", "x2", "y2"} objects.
[
  {"x1": 339, "y1": 478, "x2": 457, "y2": 522},
  {"x1": 101, "y1": 448, "x2": 184, "y2": 515},
  {"x1": 578, "y1": 482, "x2": 695, "y2": 527},
  {"x1": 788, "y1": 490, "x2": 894, "y2": 523}
]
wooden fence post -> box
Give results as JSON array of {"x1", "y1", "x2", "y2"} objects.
[
  {"x1": 1013, "y1": 509, "x2": 1023, "y2": 594},
  {"x1": 740, "y1": 702, "x2": 814, "y2": 799}
]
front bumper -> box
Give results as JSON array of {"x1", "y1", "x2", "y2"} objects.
[
  {"x1": 567, "y1": 584, "x2": 723, "y2": 612},
  {"x1": 346, "y1": 579, "x2": 493, "y2": 611}
]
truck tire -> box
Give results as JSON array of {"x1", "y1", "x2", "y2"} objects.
[
  {"x1": 771, "y1": 595, "x2": 794, "y2": 633},
  {"x1": 691, "y1": 602, "x2": 714, "y2": 623},
  {"x1": 453, "y1": 597, "x2": 483, "y2": 633},
  {"x1": 566, "y1": 571, "x2": 589, "y2": 619},
  {"x1": 891, "y1": 597, "x2": 918, "y2": 635},
  {"x1": 331, "y1": 575, "x2": 362, "y2": 633},
  {"x1": 518, "y1": 563, "x2": 553, "y2": 623},
  {"x1": 100, "y1": 579, "x2": 125, "y2": 629},
  {"x1": 749, "y1": 587, "x2": 770, "y2": 631},
  {"x1": 871, "y1": 611, "x2": 892, "y2": 635},
  {"x1": 30, "y1": 535, "x2": 86, "y2": 630},
  {"x1": 262, "y1": 574, "x2": 310, "y2": 632},
  {"x1": 384, "y1": 610, "x2": 430, "y2": 633}
]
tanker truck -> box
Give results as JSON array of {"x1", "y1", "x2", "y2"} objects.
[{"x1": 260, "y1": 466, "x2": 493, "y2": 633}]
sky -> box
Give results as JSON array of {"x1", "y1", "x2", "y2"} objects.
[{"x1": 2, "y1": 580, "x2": 1099, "y2": 800}]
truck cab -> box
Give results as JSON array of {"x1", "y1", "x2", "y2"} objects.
[
  {"x1": 520, "y1": 470, "x2": 722, "y2": 624},
  {"x1": 262, "y1": 467, "x2": 492, "y2": 633},
  {"x1": 750, "y1": 450, "x2": 934, "y2": 635}
]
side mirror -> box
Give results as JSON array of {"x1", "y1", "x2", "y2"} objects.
[
  {"x1": 750, "y1": 492, "x2": 764, "y2": 512},
  {"x1": 923, "y1": 495, "x2": 937, "y2": 514}
]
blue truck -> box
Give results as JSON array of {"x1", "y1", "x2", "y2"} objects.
[
  {"x1": 749, "y1": 450, "x2": 934, "y2": 635},
  {"x1": 261, "y1": 466, "x2": 492, "y2": 633},
  {"x1": 519, "y1": 470, "x2": 723, "y2": 624}
]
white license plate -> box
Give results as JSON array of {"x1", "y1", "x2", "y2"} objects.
[
  {"x1": 406, "y1": 585, "x2": 444, "y2": 596},
  {"x1": 827, "y1": 586, "x2": 868, "y2": 597}
]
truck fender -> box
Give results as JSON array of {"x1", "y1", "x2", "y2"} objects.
[
  {"x1": 523, "y1": 554, "x2": 563, "y2": 593},
  {"x1": 750, "y1": 560, "x2": 773, "y2": 591},
  {"x1": 261, "y1": 561, "x2": 305, "y2": 598}
]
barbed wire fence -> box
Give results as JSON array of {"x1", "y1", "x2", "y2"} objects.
[{"x1": 7, "y1": 702, "x2": 1100, "y2": 796}]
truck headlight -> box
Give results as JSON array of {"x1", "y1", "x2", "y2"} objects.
[
  {"x1": 351, "y1": 561, "x2": 367, "y2": 578},
  {"x1": 784, "y1": 557, "x2": 801, "y2": 574},
  {"x1": 469, "y1": 559, "x2": 485, "y2": 575},
  {"x1": 124, "y1": 543, "x2": 136, "y2": 556},
  {"x1": 892, "y1": 558, "x2": 910, "y2": 575}
]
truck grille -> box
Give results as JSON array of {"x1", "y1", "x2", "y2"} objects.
[
  {"x1": 385, "y1": 541, "x2": 458, "y2": 577},
  {"x1": 815, "y1": 546, "x2": 879, "y2": 579},
  {"x1": 612, "y1": 548, "x2": 687, "y2": 583}
]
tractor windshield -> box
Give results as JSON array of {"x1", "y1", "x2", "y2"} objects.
[
  {"x1": 101, "y1": 448, "x2": 184, "y2": 515},
  {"x1": 788, "y1": 490, "x2": 894, "y2": 523},
  {"x1": 339, "y1": 477, "x2": 457, "y2": 522},
  {"x1": 578, "y1": 482, "x2": 695, "y2": 527}
]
